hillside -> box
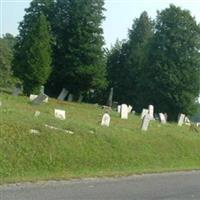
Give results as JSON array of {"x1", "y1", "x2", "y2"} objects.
[{"x1": 0, "y1": 93, "x2": 200, "y2": 184}]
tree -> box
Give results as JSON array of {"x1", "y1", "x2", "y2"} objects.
[
  {"x1": 13, "y1": 3, "x2": 52, "y2": 94},
  {"x1": 146, "y1": 5, "x2": 200, "y2": 120},
  {"x1": 0, "y1": 39, "x2": 13, "y2": 87},
  {"x1": 2, "y1": 33, "x2": 16, "y2": 51},
  {"x1": 107, "y1": 12, "x2": 154, "y2": 110},
  {"x1": 48, "y1": 0, "x2": 107, "y2": 98}
]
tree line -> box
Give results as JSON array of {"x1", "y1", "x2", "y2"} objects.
[{"x1": 0, "y1": 1, "x2": 200, "y2": 120}]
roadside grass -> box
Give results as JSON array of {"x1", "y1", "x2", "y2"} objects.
[{"x1": 0, "y1": 93, "x2": 200, "y2": 184}]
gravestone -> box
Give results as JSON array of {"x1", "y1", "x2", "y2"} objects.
[
  {"x1": 57, "y1": 88, "x2": 68, "y2": 100},
  {"x1": 132, "y1": 110, "x2": 136, "y2": 115},
  {"x1": 101, "y1": 113, "x2": 111, "y2": 127},
  {"x1": 121, "y1": 104, "x2": 128, "y2": 119},
  {"x1": 148, "y1": 105, "x2": 154, "y2": 119},
  {"x1": 31, "y1": 94, "x2": 48, "y2": 105},
  {"x1": 184, "y1": 116, "x2": 191, "y2": 126},
  {"x1": 12, "y1": 87, "x2": 21, "y2": 96},
  {"x1": 40, "y1": 85, "x2": 45, "y2": 94},
  {"x1": 30, "y1": 94, "x2": 48, "y2": 103},
  {"x1": 159, "y1": 113, "x2": 167, "y2": 124},
  {"x1": 164, "y1": 113, "x2": 168, "y2": 121},
  {"x1": 67, "y1": 94, "x2": 73, "y2": 102},
  {"x1": 78, "y1": 94, "x2": 84, "y2": 103},
  {"x1": 112, "y1": 101, "x2": 118, "y2": 111},
  {"x1": 54, "y1": 109, "x2": 66, "y2": 120},
  {"x1": 128, "y1": 105, "x2": 132, "y2": 113},
  {"x1": 178, "y1": 113, "x2": 185, "y2": 126},
  {"x1": 107, "y1": 87, "x2": 113, "y2": 107},
  {"x1": 34, "y1": 111, "x2": 40, "y2": 117},
  {"x1": 141, "y1": 114, "x2": 151, "y2": 131},
  {"x1": 141, "y1": 108, "x2": 148, "y2": 119},
  {"x1": 117, "y1": 105, "x2": 121, "y2": 113}
]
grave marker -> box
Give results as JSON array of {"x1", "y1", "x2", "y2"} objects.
[
  {"x1": 159, "y1": 113, "x2": 167, "y2": 124},
  {"x1": 107, "y1": 87, "x2": 113, "y2": 107},
  {"x1": 31, "y1": 94, "x2": 48, "y2": 105},
  {"x1": 141, "y1": 108, "x2": 148, "y2": 119},
  {"x1": 121, "y1": 104, "x2": 128, "y2": 119},
  {"x1": 101, "y1": 113, "x2": 111, "y2": 127},
  {"x1": 178, "y1": 113, "x2": 185, "y2": 126},
  {"x1": 141, "y1": 114, "x2": 151, "y2": 131},
  {"x1": 57, "y1": 88, "x2": 68, "y2": 100},
  {"x1": 54, "y1": 109, "x2": 66, "y2": 120},
  {"x1": 148, "y1": 105, "x2": 154, "y2": 119}
]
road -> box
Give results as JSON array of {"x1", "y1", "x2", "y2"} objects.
[{"x1": 1, "y1": 171, "x2": 200, "y2": 200}]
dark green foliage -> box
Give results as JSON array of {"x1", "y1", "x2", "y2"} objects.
[
  {"x1": 13, "y1": 1, "x2": 52, "y2": 95},
  {"x1": 146, "y1": 5, "x2": 200, "y2": 120},
  {"x1": 48, "y1": 0, "x2": 107, "y2": 97},
  {"x1": 2, "y1": 33, "x2": 16, "y2": 51},
  {"x1": 107, "y1": 12, "x2": 154, "y2": 111},
  {"x1": 0, "y1": 39, "x2": 13, "y2": 87}
]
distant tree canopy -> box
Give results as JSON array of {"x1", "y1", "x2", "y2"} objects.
[{"x1": 10, "y1": 2, "x2": 200, "y2": 119}]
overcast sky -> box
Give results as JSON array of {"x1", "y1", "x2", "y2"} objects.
[{"x1": 1, "y1": 0, "x2": 200, "y2": 48}]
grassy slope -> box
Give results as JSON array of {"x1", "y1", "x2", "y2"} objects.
[{"x1": 0, "y1": 93, "x2": 200, "y2": 184}]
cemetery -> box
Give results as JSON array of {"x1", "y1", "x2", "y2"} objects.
[{"x1": 1, "y1": 92, "x2": 200, "y2": 184}]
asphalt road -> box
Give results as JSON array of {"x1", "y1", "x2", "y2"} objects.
[{"x1": 1, "y1": 171, "x2": 200, "y2": 200}]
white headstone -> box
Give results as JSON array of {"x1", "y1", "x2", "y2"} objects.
[
  {"x1": 54, "y1": 109, "x2": 66, "y2": 120},
  {"x1": 159, "y1": 113, "x2": 167, "y2": 124},
  {"x1": 178, "y1": 113, "x2": 185, "y2": 126},
  {"x1": 121, "y1": 104, "x2": 128, "y2": 119},
  {"x1": 148, "y1": 105, "x2": 154, "y2": 119},
  {"x1": 141, "y1": 108, "x2": 148, "y2": 119},
  {"x1": 30, "y1": 94, "x2": 48, "y2": 103},
  {"x1": 128, "y1": 105, "x2": 132, "y2": 113},
  {"x1": 141, "y1": 114, "x2": 151, "y2": 131},
  {"x1": 34, "y1": 111, "x2": 41, "y2": 117},
  {"x1": 57, "y1": 88, "x2": 68, "y2": 100},
  {"x1": 101, "y1": 113, "x2": 111, "y2": 127},
  {"x1": 117, "y1": 105, "x2": 121, "y2": 113},
  {"x1": 184, "y1": 116, "x2": 191, "y2": 126},
  {"x1": 30, "y1": 94, "x2": 38, "y2": 101}
]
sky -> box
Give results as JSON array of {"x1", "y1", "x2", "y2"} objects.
[{"x1": 1, "y1": 0, "x2": 200, "y2": 49}]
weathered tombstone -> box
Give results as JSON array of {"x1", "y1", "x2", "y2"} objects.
[
  {"x1": 121, "y1": 104, "x2": 128, "y2": 119},
  {"x1": 30, "y1": 94, "x2": 48, "y2": 103},
  {"x1": 30, "y1": 94, "x2": 38, "y2": 101},
  {"x1": 54, "y1": 109, "x2": 66, "y2": 120},
  {"x1": 178, "y1": 113, "x2": 185, "y2": 126},
  {"x1": 101, "y1": 113, "x2": 111, "y2": 127},
  {"x1": 141, "y1": 108, "x2": 148, "y2": 119},
  {"x1": 40, "y1": 85, "x2": 45, "y2": 94},
  {"x1": 107, "y1": 87, "x2": 113, "y2": 107},
  {"x1": 159, "y1": 113, "x2": 167, "y2": 124},
  {"x1": 148, "y1": 105, "x2": 154, "y2": 119},
  {"x1": 31, "y1": 94, "x2": 48, "y2": 105},
  {"x1": 184, "y1": 116, "x2": 191, "y2": 126},
  {"x1": 67, "y1": 94, "x2": 73, "y2": 102},
  {"x1": 141, "y1": 114, "x2": 151, "y2": 131},
  {"x1": 78, "y1": 94, "x2": 84, "y2": 103},
  {"x1": 34, "y1": 111, "x2": 41, "y2": 117},
  {"x1": 132, "y1": 110, "x2": 136, "y2": 115},
  {"x1": 112, "y1": 101, "x2": 118, "y2": 111},
  {"x1": 164, "y1": 113, "x2": 168, "y2": 121},
  {"x1": 12, "y1": 87, "x2": 21, "y2": 96},
  {"x1": 57, "y1": 88, "x2": 68, "y2": 100},
  {"x1": 117, "y1": 105, "x2": 121, "y2": 113},
  {"x1": 128, "y1": 105, "x2": 132, "y2": 113}
]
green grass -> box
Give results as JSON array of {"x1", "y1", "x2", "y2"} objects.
[{"x1": 0, "y1": 92, "x2": 200, "y2": 184}]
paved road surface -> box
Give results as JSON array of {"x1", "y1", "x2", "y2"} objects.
[{"x1": 1, "y1": 171, "x2": 200, "y2": 200}]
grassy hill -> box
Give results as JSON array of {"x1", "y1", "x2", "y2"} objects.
[{"x1": 0, "y1": 93, "x2": 200, "y2": 184}]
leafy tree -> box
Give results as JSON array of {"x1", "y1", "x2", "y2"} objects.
[
  {"x1": 2, "y1": 33, "x2": 16, "y2": 51},
  {"x1": 107, "y1": 12, "x2": 154, "y2": 110},
  {"x1": 146, "y1": 5, "x2": 200, "y2": 120},
  {"x1": 49, "y1": 0, "x2": 107, "y2": 97},
  {"x1": 0, "y1": 39, "x2": 13, "y2": 87},
  {"x1": 13, "y1": 9, "x2": 52, "y2": 94}
]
